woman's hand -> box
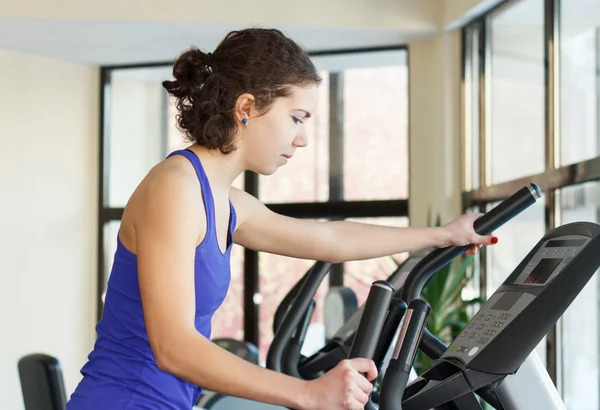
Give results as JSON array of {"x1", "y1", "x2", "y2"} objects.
[
  {"x1": 303, "y1": 358, "x2": 378, "y2": 410},
  {"x1": 438, "y1": 211, "x2": 498, "y2": 255}
]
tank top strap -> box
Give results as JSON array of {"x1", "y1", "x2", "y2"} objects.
[{"x1": 166, "y1": 149, "x2": 216, "y2": 233}]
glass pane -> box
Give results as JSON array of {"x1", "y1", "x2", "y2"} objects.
[
  {"x1": 211, "y1": 244, "x2": 245, "y2": 340},
  {"x1": 102, "y1": 220, "x2": 121, "y2": 303},
  {"x1": 258, "y1": 252, "x2": 329, "y2": 364},
  {"x1": 106, "y1": 66, "x2": 172, "y2": 207},
  {"x1": 343, "y1": 217, "x2": 409, "y2": 305},
  {"x1": 488, "y1": 0, "x2": 545, "y2": 184},
  {"x1": 465, "y1": 26, "x2": 481, "y2": 190},
  {"x1": 485, "y1": 196, "x2": 547, "y2": 363},
  {"x1": 559, "y1": 182, "x2": 600, "y2": 409},
  {"x1": 343, "y1": 64, "x2": 409, "y2": 200},
  {"x1": 166, "y1": 95, "x2": 244, "y2": 190},
  {"x1": 258, "y1": 73, "x2": 329, "y2": 203},
  {"x1": 559, "y1": 0, "x2": 600, "y2": 166}
]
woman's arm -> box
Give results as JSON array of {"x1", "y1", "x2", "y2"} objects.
[
  {"x1": 231, "y1": 188, "x2": 495, "y2": 263},
  {"x1": 132, "y1": 169, "x2": 376, "y2": 410}
]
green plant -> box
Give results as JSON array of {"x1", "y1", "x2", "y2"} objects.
[{"x1": 412, "y1": 213, "x2": 482, "y2": 375}]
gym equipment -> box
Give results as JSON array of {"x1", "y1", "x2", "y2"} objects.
[
  {"x1": 324, "y1": 286, "x2": 358, "y2": 341},
  {"x1": 267, "y1": 249, "x2": 431, "y2": 381},
  {"x1": 269, "y1": 185, "x2": 541, "y2": 380},
  {"x1": 18, "y1": 353, "x2": 67, "y2": 410},
  {"x1": 350, "y1": 189, "x2": 600, "y2": 408}
]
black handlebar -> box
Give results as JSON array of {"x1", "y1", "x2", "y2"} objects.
[
  {"x1": 266, "y1": 261, "x2": 331, "y2": 373},
  {"x1": 348, "y1": 281, "x2": 394, "y2": 360},
  {"x1": 400, "y1": 183, "x2": 542, "y2": 360},
  {"x1": 379, "y1": 299, "x2": 431, "y2": 410}
]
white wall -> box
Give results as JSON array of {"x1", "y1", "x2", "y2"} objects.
[{"x1": 0, "y1": 49, "x2": 99, "y2": 409}]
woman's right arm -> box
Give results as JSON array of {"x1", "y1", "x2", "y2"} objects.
[{"x1": 132, "y1": 169, "x2": 377, "y2": 410}]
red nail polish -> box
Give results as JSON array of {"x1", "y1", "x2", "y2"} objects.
[{"x1": 491, "y1": 237, "x2": 498, "y2": 244}]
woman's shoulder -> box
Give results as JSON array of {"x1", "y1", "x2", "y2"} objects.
[{"x1": 119, "y1": 158, "x2": 207, "y2": 254}]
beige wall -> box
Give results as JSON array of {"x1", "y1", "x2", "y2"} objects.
[
  {"x1": 409, "y1": 30, "x2": 463, "y2": 227},
  {"x1": 0, "y1": 49, "x2": 99, "y2": 409}
]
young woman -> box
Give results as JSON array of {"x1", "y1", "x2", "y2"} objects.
[{"x1": 67, "y1": 28, "x2": 497, "y2": 410}]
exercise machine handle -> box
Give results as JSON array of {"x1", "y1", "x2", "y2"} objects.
[
  {"x1": 372, "y1": 298, "x2": 407, "y2": 372},
  {"x1": 399, "y1": 183, "x2": 541, "y2": 360},
  {"x1": 348, "y1": 281, "x2": 394, "y2": 359},
  {"x1": 267, "y1": 261, "x2": 331, "y2": 373},
  {"x1": 401, "y1": 183, "x2": 541, "y2": 303},
  {"x1": 379, "y1": 299, "x2": 431, "y2": 410},
  {"x1": 282, "y1": 300, "x2": 316, "y2": 378}
]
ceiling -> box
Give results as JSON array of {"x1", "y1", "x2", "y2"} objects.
[
  {"x1": 0, "y1": 0, "x2": 498, "y2": 66},
  {"x1": 0, "y1": 19, "x2": 434, "y2": 66}
]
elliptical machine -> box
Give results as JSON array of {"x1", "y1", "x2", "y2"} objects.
[{"x1": 347, "y1": 187, "x2": 600, "y2": 409}]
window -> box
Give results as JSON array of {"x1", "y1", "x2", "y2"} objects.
[
  {"x1": 258, "y1": 74, "x2": 329, "y2": 203},
  {"x1": 559, "y1": 0, "x2": 600, "y2": 166},
  {"x1": 462, "y1": 0, "x2": 600, "y2": 400},
  {"x1": 105, "y1": 67, "x2": 172, "y2": 207},
  {"x1": 558, "y1": 182, "x2": 600, "y2": 410},
  {"x1": 343, "y1": 65, "x2": 409, "y2": 200},
  {"x1": 488, "y1": 0, "x2": 545, "y2": 184}
]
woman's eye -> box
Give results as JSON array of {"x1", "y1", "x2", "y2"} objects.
[{"x1": 292, "y1": 116, "x2": 303, "y2": 125}]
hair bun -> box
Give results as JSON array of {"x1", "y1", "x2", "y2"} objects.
[{"x1": 162, "y1": 47, "x2": 212, "y2": 98}]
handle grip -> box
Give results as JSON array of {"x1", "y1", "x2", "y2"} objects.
[
  {"x1": 379, "y1": 299, "x2": 431, "y2": 410},
  {"x1": 401, "y1": 183, "x2": 541, "y2": 303},
  {"x1": 282, "y1": 300, "x2": 316, "y2": 378},
  {"x1": 267, "y1": 261, "x2": 331, "y2": 373},
  {"x1": 372, "y1": 298, "x2": 407, "y2": 372},
  {"x1": 349, "y1": 281, "x2": 394, "y2": 360}
]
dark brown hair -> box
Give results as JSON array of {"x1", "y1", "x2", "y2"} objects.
[{"x1": 162, "y1": 28, "x2": 322, "y2": 154}]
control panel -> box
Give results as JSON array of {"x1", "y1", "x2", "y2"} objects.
[{"x1": 442, "y1": 235, "x2": 590, "y2": 364}]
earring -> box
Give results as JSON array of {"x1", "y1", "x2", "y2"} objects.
[{"x1": 242, "y1": 118, "x2": 248, "y2": 125}]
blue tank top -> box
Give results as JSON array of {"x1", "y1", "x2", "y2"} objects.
[{"x1": 67, "y1": 149, "x2": 236, "y2": 409}]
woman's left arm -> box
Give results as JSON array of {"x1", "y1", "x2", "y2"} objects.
[{"x1": 230, "y1": 188, "x2": 496, "y2": 263}]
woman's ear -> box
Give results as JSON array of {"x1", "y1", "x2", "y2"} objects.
[{"x1": 234, "y1": 93, "x2": 256, "y2": 123}]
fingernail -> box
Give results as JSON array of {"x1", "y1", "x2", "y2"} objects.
[{"x1": 491, "y1": 237, "x2": 498, "y2": 244}]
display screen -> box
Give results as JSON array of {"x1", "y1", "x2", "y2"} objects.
[
  {"x1": 523, "y1": 258, "x2": 562, "y2": 284},
  {"x1": 491, "y1": 292, "x2": 522, "y2": 311},
  {"x1": 546, "y1": 239, "x2": 586, "y2": 248}
]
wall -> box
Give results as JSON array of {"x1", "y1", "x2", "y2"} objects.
[
  {"x1": 408, "y1": 30, "x2": 463, "y2": 227},
  {"x1": 0, "y1": 49, "x2": 99, "y2": 409}
]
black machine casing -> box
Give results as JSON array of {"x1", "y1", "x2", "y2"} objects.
[{"x1": 397, "y1": 222, "x2": 600, "y2": 410}]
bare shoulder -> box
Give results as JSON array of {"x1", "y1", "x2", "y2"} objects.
[{"x1": 120, "y1": 156, "x2": 206, "y2": 253}]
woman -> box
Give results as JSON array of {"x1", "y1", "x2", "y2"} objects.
[{"x1": 67, "y1": 28, "x2": 496, "y2": 410}]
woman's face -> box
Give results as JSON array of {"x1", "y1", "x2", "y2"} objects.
[{"x1": 237, "y1": 83, "x2": 318, "y2": 176}]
